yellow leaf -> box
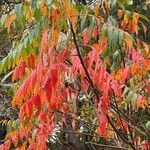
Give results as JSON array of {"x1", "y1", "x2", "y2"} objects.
[
  {"x1": 26, "y1": 8, "x2": 33, "y2": 23},
  {"x1": 50, "y1": 28, "x2": 59, "y2": 47},
  {"x1": 63, "y1": 0, "x2": 77, "y2": 29},
  {"x1": 94, "y1": 5, "x2": 99, "y2": 17},
  {"x1": 4, "y1": 13, "x2": 16, "y2": 33},
  {"x1": 40, "y1": 0, "x2": 47, "y2": 16},
  {"x1": 124, "y1": 34, "x2": 133, "y2": 50}
]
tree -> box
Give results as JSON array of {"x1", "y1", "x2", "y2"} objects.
[{"x1": 0, "y1": 0, "x2": 150, "y2": 149}]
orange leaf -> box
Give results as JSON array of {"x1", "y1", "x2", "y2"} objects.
[
  {"x1": 124, "y1": 34, "x2": 133, "y2": 50},
  {"x1": 28, "y1": 54, "x2": 35, "y2": 69},
  {"x1": 19, "y1": 104, "x2": 26, "y2": 121},
  {"x1": 136, "y1": 95, "x2": 148, "y2": 109},
  {"x1": 128, "y1": 20, "x2": 135, "y2": 34},
  {"x1": 131, "y1": 63, "x2": 138, "y2": 76}
]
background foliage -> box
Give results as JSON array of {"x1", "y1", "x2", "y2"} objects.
[{"x1": 0, "y1": 0, "x2": 150, "y2": 149}]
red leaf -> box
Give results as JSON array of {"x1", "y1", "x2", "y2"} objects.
[
  {"x1": 37, "y1": 62, "x2": 44, "y2": 86},
  {"x1": 56, "y1": 49, "x2": 69, "y2": 63},
  {"x1": 30, "y1": 70, "x2": 37, "y2": 92},
  {"x1": 50, "y1": 66, "x2": 58, "y2": 89},
  {"x1": 22, "y1": 77, "x2": 31, "y2": 95},
  {"x1": 97, "y1": 66, "x2": 105, "y2": 90},
  {"x1": 97, "y1": 112, "x2": 107, "y2": 137},
  {"x1": 83, "y1": 29, "x2": 89, "y2": 45},
  {"x1": 12, "y1": 134, "x2": 18, "y2": 147},
  {"x1": 121, "y1": 21, "x2": 127, "y2": 30},
  {"x1": 61, "y1": 103, "x2": 68, "y2": 113},
  {"x1": 4, "y1": 140, "x2": 11, "y2": 149},
  {"x1": 92, "y1": 25, "x2": 99, "y2": 38},
  {"x1": 19, "y1": 129, "x2": 26, "y2": 140},
  {"x1": 145, "y1": 82, "x2": 150, "y2": 94},
  {"x1": 44, "y1": 77, "x2": 52, "y2": 102},
  {"x1": 140, "y1": 141, "x2": 150, "y2": 150},
  {"x1": 111, "y1": 80, "x2": 122, "y2": 99},
  {"x1": 33, "y1": 94, "x2": 41, "y2": 116},
  {"x1": 45, "y1": 88, "x2": 52, "y2": 103},
  {"x1": 61, "y1": 117, "x2": 66, "y2": 129},
  {"x1": 12, "y1": 60, "x2": 26, "y2": 82},
  {"x1": 136, "y1": 95, "x2": 148, "y2": 109},
  {"x1": 102, "y1": 77, "x2": 110, "y2": 101},
  {"x1": 38, "y1": 112, "x2": 47, "y2": 123},
  {"x1": 48, "y1": 47, "x2": 54, "y2": 65},
  {"x1": 26, "y1": 99, "x2": 34, "y2": 121},
  {"x1": 19, "y1": 60, "x2": 26, "y2": 76},
  {"x1": 72, "y1": 120, "x2": 76, "y2": 130},
  {"x1": 44, "y1": 76, "x2": 51, "y2": 90},
  {"x1": 122, "y1": 67, "x2": 129, "y2": 83},
  {"x1": 116, "y1": 119, "x2": 128, "y2": 132},
  {"x1": 12, "y1": 67, "x2": 20, "y2": 82},
  {"x1": 0, "y1": 144, "x2": 4, "y2": 150}
]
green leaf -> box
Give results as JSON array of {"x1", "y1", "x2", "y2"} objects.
[
  {"x1": 112, "y1": 29, "x2": 119, "y2": 50},
  {"x1": 101, "y1": 25, "x2": 107, "y2": 37},
  {"x1": 88, "y1": 17, "x2": 95, "y2": 41},
  {"x1": 117, "y1": 0, "x2": 125, "y2": 10},
  {"x1": 12, "y1": 120, "x2": 19, "y2": 130},
  {"x1": 123, "y1": 86, "x2": 130, "y2": 97},
  {"x1": 80, "y1": 16, "x2": 87, "y2": 31},
  {"x1": 146, "y1": 121, "x2": 150, "y2": 129},
  {"x1": 0, "y1": 62, "x2": 2, "y2": 74},
  {"x1": 14, "y1": 4, "x2": 22, "y2": 19},
  {"x1": 111, "y1": 0, "x2": 117, "y2": 8},
  {"x1": 126, "y1": 90, "x2": 137, "y2": 104},
  {"x1": 140, "y1": 14, "x2": 149, "y2": 22},
  {"x1": 126, "y1": 0, "x2": 133, "y2": 5},
  {"x1": 107, "y1": 26, "x2": 114, "y2": 50},
  {"x1": 45, "y1": 0, "x2": 52, "y2": 6},
  {"x1": 34, "y1": 8, "x2": 42, "y2": 21},
  {"x1": 0, "y1": 14, "x2": 7, "y2": 27},
  {"x1": 107, "y1": 16, "x2": 117, "y2": 26},
  {"x1": 113, "y1": 50, "x2": 120, "y2": 59},
  {"x1": 119, "y1": 31, "x2": 124, "y2": 47},
  {"x1": 76, "y1": 4, "x2": 84, "y2": 12}
]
